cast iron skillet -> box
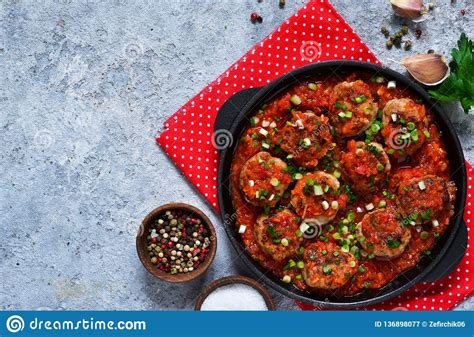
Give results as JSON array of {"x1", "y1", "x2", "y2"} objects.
[{"x1": 216, "y1": 61, "x2": 467, "y2": 308}]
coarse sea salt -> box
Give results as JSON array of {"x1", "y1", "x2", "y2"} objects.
[{"x1": 200, "y1": 283, "x2": 268, "y2": 311}]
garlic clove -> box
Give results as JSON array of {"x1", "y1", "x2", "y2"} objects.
[
  {"x1": 390, "y1": 0, "x2": 427, "y2": 20},
  {"x1": 400, "y1": 54, "x2": 450, "y2": 86}
]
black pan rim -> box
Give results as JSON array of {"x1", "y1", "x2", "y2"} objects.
[{"x1": 217, "y1": 60, "x2": 467, "y2": 308}]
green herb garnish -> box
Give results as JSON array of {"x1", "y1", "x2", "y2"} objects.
[
  {"x1": 267, "y1": 225, "x2": 281, "y2": 240},
  {"x1": 428, "y1": 33, "x2": 474, "y2": 114},
  {"x1": 387, "y1": 236, "x2": 401, "y2": 248}
]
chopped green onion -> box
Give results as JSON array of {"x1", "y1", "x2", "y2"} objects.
[
  {"x1": 331, "y1": 200, "x2": 339, "y2": 209},
  {"x1": 400, "y1": 133, "x2": 411, "y2": 140},
  {"x1": 294, "y1": 173, "x2": 303, "y2": 180},
  {"x1": 297, "y1": 261, "x2": 305, "y2": 269},
  {"x1": 420, "y1": 231, "x2": 429, "y2": 239},
  {"x1": 319, "y1": 235, "x2": 329, "y2": 242},
  {"x1": 355, "y1": 95, "x2": 366, "y2": 103},
  {"x1": 323, "y1": 265, "x2": 332, "y2": 275},
  {"x1": 387, "y1": 81, "x2": 396, "y2": 89},
  {"x1": 349, "y1": 261, "x2": 356, "y2": 267},
  {"x1": 333, "y1": 170, "x2": 342, "y2": 178},
  {"x1": 282, "y1": 275, "x2": 292, "y2": 283},
  {"x1": 387, "y1": 236, "x2": 400, "y2": 248},
  {"x1": 281, "y1": 238, "x2": 289, "y2": 246},
  {"x1": 364, "y1": 106, "x2": 373, "y2": 115},
  {"x1": 371, "y1": 76, "x2": 384, "y2": 83},
  {"x1": 308, "y1": 83, "x2": 317, "y2": 90},
  {"x1": 321, "y1": 200, "x2": 330, "y2": 210},
  {"x1": 358, "y1": 266, "x2": 366, "y2": 273},
  {"x1": 423, "y1": 130, "x2": 431, "y2": 139},
  {"x1": 418, "y1": 181, "x2": 426, "y2": 190},
  {"x1": 347, "y1": 211, "x2": 355, "y2": 222},
  {"x1": 376, "y1": 163, "x2": 384, "y2": 172},
  {"x1": 299, "y1": 222, "x2": 310, "y2": 233},
  {"x1": 290, "y1": 95, "x2": 302, "y2": 105},
  {"x1": 350, "y1": 245, "x2": 359, "y2": 255},
  {"x1": 407, "y1": 122, "x2": 416, "y2": 131},
  {"x1": 421, "y1": 208, "x2": 432, "y2": 221},
  {"x1": 345, "y1": 111, "x2": 353, "y2": 118},
  {"x1": 313, "y1": 184, "x2": 324, "y2": 196},
  {"x1": 338, "y1": 112, "x2": 346, "y2": 119},
  {"x1": 371, "y1": 123, "x2": 381, "y2": 133},
  {"x1": 295, "y1": 274, "x2": 302, "y2": 280},
  {"x1": 341, "y1": 245, "x2": 350, "y2": 253},
  {"x1": 378, "y1": 200, "x2": 387, "y2": 208},
  {"x1": 270, "y1": 177, "x2": 280, "y2": 187}
]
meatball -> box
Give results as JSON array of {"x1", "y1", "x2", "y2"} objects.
[
  {"x1": 381, "y1": 98, "x2": 429, "y2": 156},
  {"x1": 302, "y1": 242, "x2": 359, "y2": 289},
  {"x1": 357, "y1": 208, "x2": 411, "y2": 260},
  {"x1": 397, "y1": 175, "x2": 456, "y2": 224},
  {"x1": 254, "y1": 209, "x2": 302, "y2": 261},
  {"x1": 328, "y1": 80, "x2": 378, "y2": 137},
  {"x1": 290, "y1": 172, "x2": 341, "y2": 225},
  {"x1": 341, "y1": 140, "x2": 391, "y2": 193},
  {"x1": 240, "y1": 152, "x2": 292, "y2": 207},
  {"x1": 280, "y1": 111, "x2": 334, "y2": 168}
]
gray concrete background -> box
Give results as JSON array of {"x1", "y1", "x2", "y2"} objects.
[{"x1": 1, "y1": 0, "x2": 472, "y2": 310}]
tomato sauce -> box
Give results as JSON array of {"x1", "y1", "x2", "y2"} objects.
[{"x1": 230, "y1": 72, "x2": 455, "y2": 296}]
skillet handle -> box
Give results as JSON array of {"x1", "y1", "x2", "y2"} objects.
[
  {"x1": 420, "y1": 220, "x2": 468, "y2": 282},
  {"x1": 214, "y1": 87, "x2": 262, "y2": 133}
]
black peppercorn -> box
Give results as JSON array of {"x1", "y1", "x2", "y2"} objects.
[{"x1": 404, "y1": 40, "x2": 412, "y2": 51}]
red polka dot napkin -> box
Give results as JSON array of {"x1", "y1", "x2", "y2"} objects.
[{"x1": 156, "y1": 0, "x2": 473, "y2": 310}]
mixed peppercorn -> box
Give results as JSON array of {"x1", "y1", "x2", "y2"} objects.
[
  {"x1": 146, "y1": 210, "x2": 212, "y2": 274},
  {"x1": 382, "y1": 25, "x2": 413, "y2": 51}
]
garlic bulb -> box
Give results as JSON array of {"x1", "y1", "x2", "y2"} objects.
[
  {"x1": 390, "y1": 0, "x2": 428, "y2": 21},
  {"x1": 400, "y1": 54, "x2": 450, "y2": 86}
]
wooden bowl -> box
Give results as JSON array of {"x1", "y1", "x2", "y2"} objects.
[
  {"x1": 194, "y1": 275, "x2": 276, "y2": 310},
  {"x1": 136, "y1": 202, "x2": 217, "y2": 283}
]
